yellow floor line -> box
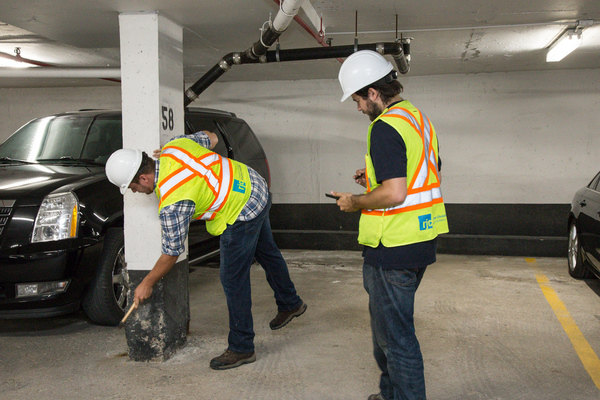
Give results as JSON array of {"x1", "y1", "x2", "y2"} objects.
[{"x1": 529, "y1": 258, "x2": 600, "y2": 389}]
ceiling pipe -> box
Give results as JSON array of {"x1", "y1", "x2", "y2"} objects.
[
  {"x1": 272, "y1": 0, "x2": 329, "y2": 48},
  {"x1": 326, "y1": 20, "x2": 595, "y2": 36},
  {"x1": 185, "y1": 0, "x2": 305, "y2": 106},
  {"x1": 184, "y1": 41, "x2": 410, "y2": 105},
  {"x1": 263, "y1": 42, "x2": 409, "y2": 74},
  {"x1": 0, "y1": 50, "x2": 55, "y2": 68},
  {"x1": 184, "y1": 0, "x2": 411, "y2": 106},
  {"x1": 0, "y1": 50, "x2": 121, "y2": 83},
  {"x1": 0, "y1": 68, "x2": 121, "y2": 79}
]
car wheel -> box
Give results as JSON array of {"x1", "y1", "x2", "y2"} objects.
[
  {"x1": 568, "y1": 221, "x2": 593, "y2": 279},
  {"x1": 82, "y1": 228, "x2": 129, "y2": 325}
]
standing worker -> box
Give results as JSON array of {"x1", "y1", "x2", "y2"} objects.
[
  {"x1": 331, "y1": 50, "x2": 449, "y2": 400},
  {"x1": 105, "y1": 131, "x2": 307, "y2": 370}
]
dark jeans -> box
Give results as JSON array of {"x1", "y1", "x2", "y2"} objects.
[
  {"x1": 219, "y1": 193, "x2": 302, "y2": 353},
  {"x1": 363, "y1": 264, "x2": 428, "y2": 400}
]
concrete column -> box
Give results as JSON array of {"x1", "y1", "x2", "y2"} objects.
[{"x1": 118, "y1": 11, "x2": 188, "y2": 361}]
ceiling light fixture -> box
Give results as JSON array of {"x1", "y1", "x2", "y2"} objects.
[{"x1": 546, "y1": 28, "x2": 582, "y2": 62}]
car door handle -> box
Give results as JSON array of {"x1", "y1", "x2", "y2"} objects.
[{"x1": 580, "y1": 200, "x2": 587, "y2": 207}]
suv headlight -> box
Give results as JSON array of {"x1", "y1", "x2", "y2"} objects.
[{"x1": 32, "y1": 192, "x2": 79, "y2": 243}]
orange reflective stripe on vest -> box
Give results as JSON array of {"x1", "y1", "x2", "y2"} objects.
[
  {"x1": 158, "y1": 145, "x2": 233, "y2": 220},
  {"x1": 363, "y1": 106, "x2": 443, "y2": 217}
]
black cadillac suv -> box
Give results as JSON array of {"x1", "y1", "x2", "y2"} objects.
[{"x1": 0, "y1": 108, "x2": 270, "y2": 325}]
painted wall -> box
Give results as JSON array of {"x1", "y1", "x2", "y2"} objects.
[
  {"x1": 194, "y1": 69, "x2": 600, "y2": 205},
  {"x1": 1, "y1": 68, "x2": 598, "y2": 205},
  {"x1": 0, "y1": 86, "x2": 121, "y2": 136}
]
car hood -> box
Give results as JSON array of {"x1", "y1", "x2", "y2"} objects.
[{"x1": 0, "y1": 163, "x2": 104, "y2": 206}]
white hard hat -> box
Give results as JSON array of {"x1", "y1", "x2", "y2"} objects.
[
  {"x1": 105, "y1": 148, "x2": 143, "y2": 194},
  {"x1": 338, "y1": 50, "x2": 394, "y2": 102}
]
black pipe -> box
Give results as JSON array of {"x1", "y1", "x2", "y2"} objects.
[
  {"x1": 264, "y1": 44, "x2": 377, "y2": 62},
  {"x1": 402, "y1": 41, "x2": 411, "y2": 59},
  {"x1": 248, "y1": 25, "x2": 282, "y2": 60},
  {"x1": 261, "y1": 42, "x2": 408, "y2": 67},
  {"x1": 185, "y1": 60, "x2": 230, "y2": 104},
  {"x1": 185, "y1": 24, "x2": 283, "y2": 106},
  {"x1": 389, "y1": 43, "x2": 410, "y2": 75},
  {"x1": 184, "y1": 41, "x2": 410, "y2": 106}
]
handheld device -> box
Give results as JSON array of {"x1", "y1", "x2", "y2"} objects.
[{"x1": 325, "y1": 193, "x2": 340, "y2": 200}]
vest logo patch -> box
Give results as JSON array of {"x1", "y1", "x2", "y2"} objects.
[
  {"x1": 232, "y1": 179, "x2": 246, "y2": 194},
  {"x1": 418, "y1": 214, "x2": 433, "y2": 231}
]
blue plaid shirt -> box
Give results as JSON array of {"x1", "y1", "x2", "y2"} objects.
[{"x1": 157, "y1": 132, "x2": 269, "y2": 256}]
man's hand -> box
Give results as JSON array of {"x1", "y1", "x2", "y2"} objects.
[
  {"x1": 131, "y1": 254, "x2": 178, "y2": 308},
  {"x1": 354, "y1": 168, "x2": 367, "y2": 187},
  {"x1": 331, "y1": 191, "x2": 361, "y2": 213},
  {"x1": 331, "y1": 177, "x2": 407, "y2": 214},
  {"x1": 205, "y1": 131, "x2": 219, "y2": 149},
  {"x1": 133, "y1": 280, "x2": 153, "y2": 309}
]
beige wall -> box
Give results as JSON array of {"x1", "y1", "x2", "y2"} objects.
[
  {"x1": 1, "y1": 68, "x2": 598, "y2": 204},
  {"x1": 195, "y1": 69, "x2": 600, "y2": 204},
  {"x1": 0, "y1": 86, "x2": 121, "y2": 135}
]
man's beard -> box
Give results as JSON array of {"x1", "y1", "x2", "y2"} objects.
[{"x1": 366, "y1": 99, "x2": 384, "y2": 121}]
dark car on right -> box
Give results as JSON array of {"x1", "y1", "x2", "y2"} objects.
[{"x1": 568, "y1": 169, "x2": 600, "y2": 279}]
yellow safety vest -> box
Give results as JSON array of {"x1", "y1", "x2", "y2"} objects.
[
  {"x1": 156, "y1": 138, "x2": 252, "y2": 236},
  {"x1": 358, "y1": 101, "x2": 449, "y2": 247}
]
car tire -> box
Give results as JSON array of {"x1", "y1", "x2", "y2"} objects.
[
  {"x1": 568, "y1": 221, "x2": 593, "y2": 279},
  {"x1": 82, "y1": 228, "x2": 129, "y2": 325}
]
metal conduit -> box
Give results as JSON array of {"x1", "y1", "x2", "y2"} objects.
[
  {"x1": 0, "y1": 51, "x2": 121, "y2": 82},
  {"x1": 184, "y1": 41, "x2": 410, "y2": 106},
  {"x1": 0, "y1": 68, "x2": 121, "y2": 79},
  {"x1": 185, "y1": 0, "x2": 306, "y2": 105},
  {"x1": 263, "y1": 42, "x2": 409, "y2": 72}
]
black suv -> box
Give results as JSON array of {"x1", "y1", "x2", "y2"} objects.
[{"x1": 0, "y1": 108, "x2": 270, "y2": 325}]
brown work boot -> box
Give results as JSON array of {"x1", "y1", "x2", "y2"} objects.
[
  {"x1": 269, "y1": 301, "x2": 307, "y2": 330},
  {"x1": 209, "y1": 349, "x2": 256, "y2": 370},
  {"x1": 367, "y1": 394, "x2": 385, "y2": 400}
]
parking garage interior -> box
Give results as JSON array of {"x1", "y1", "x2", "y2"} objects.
[{"x1": 1, "y1": 1, "x2": 600, "y2": 399}]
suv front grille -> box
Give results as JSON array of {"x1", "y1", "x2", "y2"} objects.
[{"x1": 0, "y1": 200, "x2": 15, "y2": 237}]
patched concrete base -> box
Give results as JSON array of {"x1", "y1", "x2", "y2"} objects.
[{"x1": 125, "y1": 260, "x2": 189, "y2": 361}]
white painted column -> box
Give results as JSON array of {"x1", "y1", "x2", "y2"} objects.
[
  {"x1": 119, "y1": 12, "x2": 185, "y2": 272},
  {"x1": 118, "y1": 12, "x2": 188, "y2": 361}
]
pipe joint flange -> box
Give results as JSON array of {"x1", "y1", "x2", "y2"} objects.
[
  {"x1": 259, "y1": 55, "x2": 268, "y2": 63},
  {"x1": 185, "y1": 88, "x2": 198, "y2": 102},
  {"x1": 232, "y1": 53, "x2": 242, "y2": 65},
  {"x1": 376, "y1": 43, "x2": 385, "y2": 55},
  {"x1": 218, "y1": 59, "x2": 231, "y2": 71}
]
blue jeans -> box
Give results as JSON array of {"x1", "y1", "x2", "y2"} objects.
[
  {"x1": 219, "y1": 193, "x2": 302, "y2": 353},
  {"x1": 363, "y1": 264, "x2": 427, "y2": 400}
]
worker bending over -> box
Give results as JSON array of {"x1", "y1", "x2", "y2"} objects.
[{"x1": 106, "y1": 131, "x2": 306, "y2": 370}]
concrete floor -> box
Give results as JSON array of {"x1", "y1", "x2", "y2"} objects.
[{"x1": 2, "y1": 251, "x2": 600, "y2": 400}]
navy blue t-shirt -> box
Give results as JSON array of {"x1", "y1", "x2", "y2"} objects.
[{"x1": 362, "y1": 101, "x2": 439, "y2": 270}]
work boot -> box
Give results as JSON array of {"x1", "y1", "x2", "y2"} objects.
[
  {"x1": 367, "y1": 394, "x2": 385, "y2": 400},
  {"x1": 209, "y1": 349, "x2": 256, "y2": 370},
  {"x1": 269, "y1": 301, "x2": 307, "y2": 330}
]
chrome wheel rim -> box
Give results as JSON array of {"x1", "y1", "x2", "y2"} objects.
[
  {"x1": 111, "y1": 246, "x2": 129, "y2": 311},
  {"x1": 568, "y1": 223, "x2": 578, "y2": 271}
]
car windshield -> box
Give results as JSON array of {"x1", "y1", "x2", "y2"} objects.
[{"x1": 0, "y1": 115, "x2": 122, "y2": 165}]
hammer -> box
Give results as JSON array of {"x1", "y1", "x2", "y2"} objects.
[{"x1": 118, "y1": 303, "x2": 136, "y2": 329}]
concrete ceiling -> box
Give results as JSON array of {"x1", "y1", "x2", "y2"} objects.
[{"x1": 0, "y1": 0, "x2": 599, "y2": 88}]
